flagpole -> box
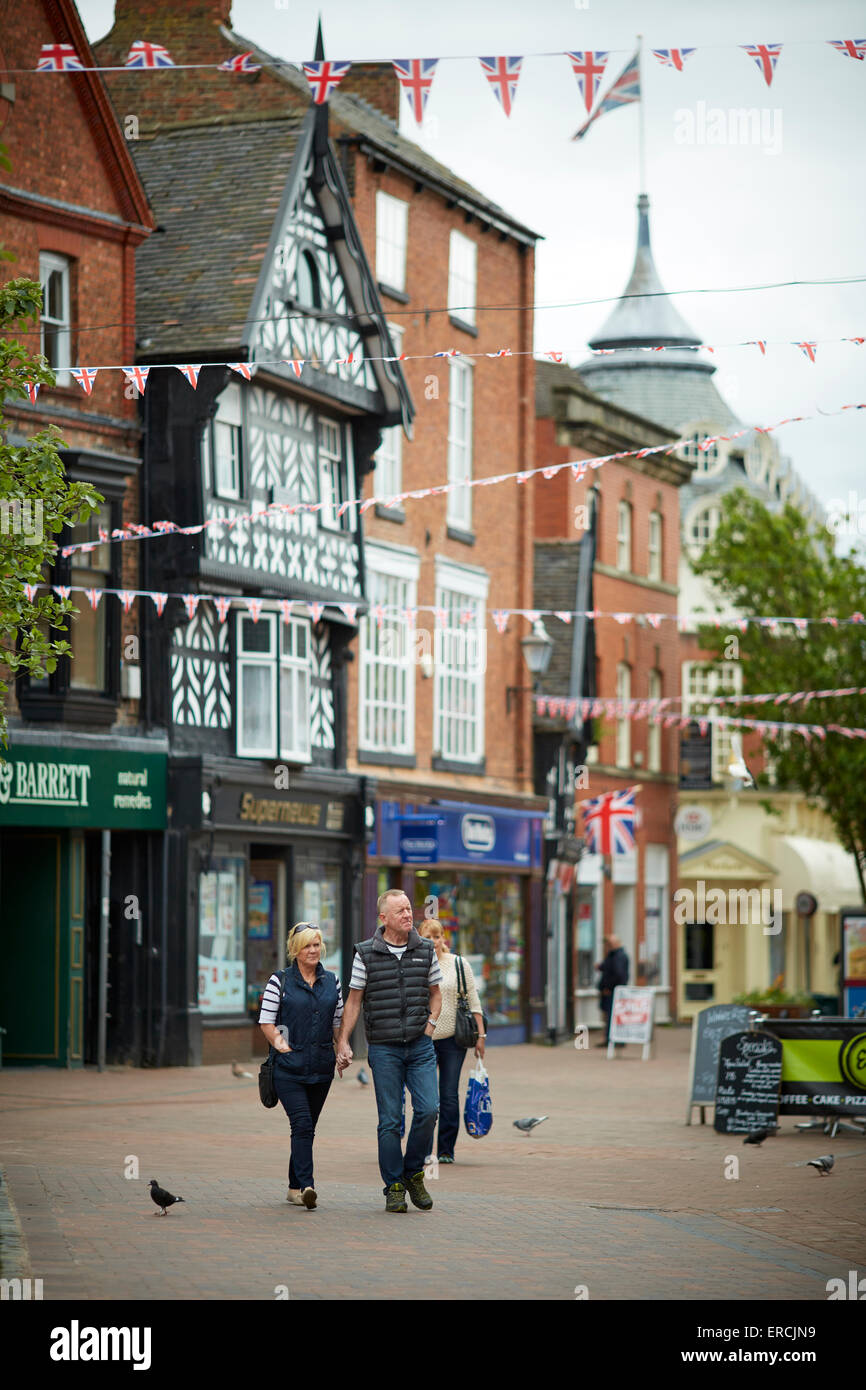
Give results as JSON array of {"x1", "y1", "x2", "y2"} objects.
[{"x1": 637, "y1": 32, "x2": 647, "y2": 194}]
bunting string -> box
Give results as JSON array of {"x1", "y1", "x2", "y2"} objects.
[
  {"x1": 49, "y1": 399, "x2": 866, "y2": 559},
  {"x1": 533, "y1": 699, "x2": 866, "y2": 742}
]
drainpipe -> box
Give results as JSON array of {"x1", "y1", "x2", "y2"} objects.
[{"x1": 98, "y1": 830, "x2": 111, "y2": 1072}]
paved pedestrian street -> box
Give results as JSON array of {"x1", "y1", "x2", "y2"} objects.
[{"x1": 1, "y1": 1028, "x2": 864, "y2": 1303}]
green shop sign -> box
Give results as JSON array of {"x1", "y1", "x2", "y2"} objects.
[{"x1": 0, "y1": 745, "x2": 167, "y2": 829}]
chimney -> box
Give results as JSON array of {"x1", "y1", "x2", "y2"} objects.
[{"x1": 337, "y1": 63, "x2": 400, "y2": 123}]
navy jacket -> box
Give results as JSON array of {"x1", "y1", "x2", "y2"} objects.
[
  {"x1": 274, "y1": 960, "x2": 339, "y2": 1084},
  {"x1": 598, "y1": 947, "x2": 630, "y2": 997}
]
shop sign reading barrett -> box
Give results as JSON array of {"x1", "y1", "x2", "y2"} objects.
[{"x1": 0, "y1": 745, "x2": 167, "y2": 828}]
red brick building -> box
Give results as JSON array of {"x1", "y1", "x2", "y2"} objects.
[
  {"x1": 91, "y1": 1, "x2": 546, "y2": 1046},
  {"x1": 0, "y1": 0, "x2": 156, "y2": 1065},
  {"x1": 534, "y1": 364, "x2": 689, "y2": 1029}
]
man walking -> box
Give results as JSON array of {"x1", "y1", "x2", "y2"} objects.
[
  {"x1": 337, "y1": 890, "x2": 442, "y2": 1213},
  {"x1": 596, "y1": 934, "x2": 629, "y2": 1047}
]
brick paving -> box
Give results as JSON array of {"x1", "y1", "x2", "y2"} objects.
[{"x1": 1, "y1": 1028, "x2": 864, "y2": 1301}]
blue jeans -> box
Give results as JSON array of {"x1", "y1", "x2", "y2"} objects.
[
  {"x1": 433, "y1": 1035, "x2": 467, "y2": 1158},
  {"x1": 367, "y1": 1034, "x2": 439, "y2": 1191},
  {"x1": 273, "y1": 1072, "x2": 332, "y2": 1189}
]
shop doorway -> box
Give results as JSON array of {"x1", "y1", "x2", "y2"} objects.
[{"x1": 248, "y1": 856, "x2": 286, "y2": 1018}]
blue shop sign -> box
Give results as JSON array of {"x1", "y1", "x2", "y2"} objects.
[{"x1": 387, "y1": 802, "x2": 542, "y2": 868}]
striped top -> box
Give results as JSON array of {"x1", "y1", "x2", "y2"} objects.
[
  {"x1": 349, "y1": 943, "x2": 443, "y2": 992},
  {"x1": 258, "y1": 971, "x2": 344, "y2": 1029}
]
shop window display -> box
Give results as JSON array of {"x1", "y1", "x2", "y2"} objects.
[
  {"x1": 414, "y1": 873, "x2": 524, "y2": 1026},
  {"x1": 198, "y1": 857, "x2": 246, "y2": 1014}
]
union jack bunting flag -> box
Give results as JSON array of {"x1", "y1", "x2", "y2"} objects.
[
  {"x1": 580, "y1": 786, "x2": 639, "y2": 856},
  {"x1": 651, "y1": 48, "x2": 696, "y2": 71},
  {"x1": 122, "y1": 366, "x2": 150, "y2": 393},
  {"x1": 214, "y1": 596, "x2": 232, "y2": 623},
  {"x1": 302, "y1": 59, "x2": 352, "y2": 104},
  {"x1": 478, "y1": 56, "x2": 523, "y2": 117},
  {"x1": 573, "y1": 53, "x2": 640, "y2": 141},
  {"x1": 796, "y1": 341, "x2": 818, "y2": 362},
  {"x1": 740, "y1": 43, "x2": 782, "y2": 86},
  {"x1": 71, "y1": 367, "x2": 98, "y2": 394},
  {"x1": 828, "y1": 39, "x2": 866, "y2": 60},
  {"x1": 229, "y1": 363, "x2": 254, "y2": 379},
  {"x1": 125, "y1": 41, "x2": 175, "y2": 69},
  {"x1": 151, "y1": 593, "x2": 168, "y2": 616},
  {"x1": 566, "y1": 51, "x2": 609, "y2": 113},
  {"x1": 36, "y1": 43, "x2": 85, "y2": 71},
  {"x1": 178, "y1": 365, "x2": 201, "y2": 388},
  {"x1": 219, "y1": 52, "x2": 262, "y2": 73},
  {"x1": 24, "y1": 382, "x2": 40, "y2": 403},
  {"x1": 392, "y1": 59, "x2": 439, "y2": 124},
  {"x1": 748, "y1": 340, "x2": 767, "y2": 355}
]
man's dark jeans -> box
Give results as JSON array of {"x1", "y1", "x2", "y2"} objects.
[
  {"x1": 273, "y1": 1072, "x2": 332, "y2": 1189},
  {"x1": 433, "y1": 1034, "x2": 467, "y2": 1158},
  {"x1": 367, "y1": 1033, "x2": 439, "y2": 1191}
]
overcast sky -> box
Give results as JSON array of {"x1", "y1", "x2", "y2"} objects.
[{"x1": 77, "y1": 0, "x2": 866, "y2": 538}]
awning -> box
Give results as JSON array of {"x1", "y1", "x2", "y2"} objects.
[{"x1": 775, "y1": 835, "x2": 863, "y2": 913}]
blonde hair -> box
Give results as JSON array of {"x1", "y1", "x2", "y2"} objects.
[
  {"x1": 287, "y1": 923, "x2": 323, "y2": 961},
  {"x1": 418, "y1": 919, "x2": 449, "y2": 952}
]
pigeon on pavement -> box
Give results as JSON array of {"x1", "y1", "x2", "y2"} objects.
[
  {"x1": 807, "y1": 1154, "x2": 834, "y2": 1174},
  {"x1": 358, "y1": 1066, "x2": 370, "y2": 1086},
  {"x1": 232, "y1": 1060, "x2": 254, "y2": 1078},
  {"x1": 513, "y1": 1116, "x2": 548, "y2": 1135},
  {"x1": 149, "y1": 1180, "x2": 185, "y2": 1214},
  {"x1": 743, "y1": 1129, "x2": 773, "y2": 1146}
]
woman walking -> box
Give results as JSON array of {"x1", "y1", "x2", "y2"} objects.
[
  {"x1": 258, "y1": 923, "x2": 344, "y2": 1209},
  {"x1": 418, "y1": 919, "x2": 484, "y2": 1163}
]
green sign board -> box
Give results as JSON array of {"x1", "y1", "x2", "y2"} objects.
[{"x1": 0, "y1": 744, "x2": 167, "y2": 829}]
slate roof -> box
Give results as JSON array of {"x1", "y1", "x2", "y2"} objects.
[
  {"x1": 588, "y1": 195, "x2": 701, "y2": 351},
  {"x1": 130, "y1": 118, "x2": 303, "y2": 358},
  {"x1": 576, "y1": 363, "x2": 739, "y2": 434}
]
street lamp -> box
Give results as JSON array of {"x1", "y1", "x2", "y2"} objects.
[{"x1": 506, "y1": 619, "x2": 554, "y2": 713}]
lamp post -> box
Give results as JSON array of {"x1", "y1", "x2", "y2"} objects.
[{"x1": 505, "y1": 619, "x2": 554, "y2": 713}]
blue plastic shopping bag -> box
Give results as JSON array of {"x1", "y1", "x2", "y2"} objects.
[{"x1": 463, "y1": 1058, "x2": 492, "y2": 1138}]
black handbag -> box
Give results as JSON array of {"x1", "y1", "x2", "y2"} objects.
[
  {"x1": 453, "y1": 956, "x2": 480, "y2": 1051},
  {"x1": 258, "y1": 968, "x2": 285, "y2": 1108}
]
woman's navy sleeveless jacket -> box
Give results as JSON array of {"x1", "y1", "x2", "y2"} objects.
[{"x1": 274, "y1": 960, "x2": 338, "y2": 1083}]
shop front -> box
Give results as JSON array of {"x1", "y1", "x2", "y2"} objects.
[
  {"x1": 370, "y1": 799, "x2": 545, "y2": 1044},
  {"x1": 168, "y1": 758, "x2": 366, "y2": 1065},
  {"x1": 0, "y1": 739, "x2": 167, "y2": 1067}
]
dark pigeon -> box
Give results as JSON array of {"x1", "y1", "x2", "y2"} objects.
[
  {"x1": 807, "y1": 1154, "x2": 834, "y2": 1175},
  {"x1": 743, "y1": 1129, "x2": 773, "y2": 1146},
  {"x1": 513, "y1": 1116, "x2": 547, "y2": 1135},
  {"x1": 149, "y1": 1179, "x2": 185, "y2": 1214}
]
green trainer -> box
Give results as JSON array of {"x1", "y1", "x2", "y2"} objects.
[
  {"x1": 405, "y1": 1170, "x2": 433, "y2": 1210},
  {"x1": 385, "y1": 1181, "x2": 408, "y2": 1213}
]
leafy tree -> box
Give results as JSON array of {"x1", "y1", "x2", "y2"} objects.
[
  {"x1": 0, "y1": 277, "x2": 102, "y2": 748},
  {"x1": 692, "y1": 488, "x2": 866, "y2": 901}
]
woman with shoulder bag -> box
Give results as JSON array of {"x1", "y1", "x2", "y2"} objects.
[
  {"x1": 418, "y1": 920, "x2": 485, "y2": 1163},
  {"x1": 258, "y1": 922, "x2": 345, "y2": 1209}
]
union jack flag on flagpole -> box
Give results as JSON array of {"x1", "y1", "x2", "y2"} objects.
[
  {"x1": 125, "y1": 41, "x2": 175, "y2": 69},
  {"x1": 478, "y1": 56, "x2": 523, "y2": 117},
  {"x1": 651, "y1": 48, "x2": 696, "y2": 71},
  {"x1": 302, "y1": 60, "x2": 352, "y2": 104},
  {"x1": 219, "y1": 52, "x2": 262, "y2": 73},
  {"x1": 828, "y1": 39, "x2": 866, "y2": 60},
  {"x1": 740, "y1": 43, "x2": 782, "y2": 87},
  {"x1": 392, "y1": 58, "x2": 439, "y2": 124},
  {"x1": 573, "y1": 52, "x2": 640, "y2": 142},
  {"x1": 36, "y1": 43, "x2": 85, "y2": 71},
  {"x1": 580, "y1": 786, "x2": 640, "y2": 856},
  {"x1": 566, "y1": 51, "x2": 610, "y2": 113}
]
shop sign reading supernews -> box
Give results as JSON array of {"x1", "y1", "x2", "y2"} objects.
[{"x1": 0, "y1": 746, "x2": 167, "y2": 829}]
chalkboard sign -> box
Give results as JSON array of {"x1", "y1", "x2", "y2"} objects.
[
  {"x1": 713, "y1": 1030, "x2": 783, "y2": 1134},
  {"x1": 687, "y1": 1004, "x2": 753, "y2": 1120}
]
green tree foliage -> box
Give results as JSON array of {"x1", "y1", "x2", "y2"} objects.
[
  {"x1": 0, "y1": 278, "x2": 102, "y2": 748},
  {"x1": 693, "y1": 488, "x2": 866, "y2": 901}
]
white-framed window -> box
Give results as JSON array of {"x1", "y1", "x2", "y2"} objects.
[
  {"x1": 39, "y1": 252, "x2": 71, "y2": 386},
  {"x1": 376, "y1": 191, "x2": 409, "y2": 293},
  {"x1": 680, "y1": 425, "x2": 723, "y2": 474},
  {"x1": 446, "y1": 358, "x2": 474, "y2": 531},
  {"x1": 647, "y1": 668, "x2": 662, "y2": 773},
  {"x1": 688, "y1": 502, "x2": 722, "y2": 551},
  {"x1": 359, "y1": 544, "x2": 419, "y2": 756},
  {"x1": 318, "y1": 417, "x2": 349, "y2": 530},
  {"x1": 448, "y1": 230, "x2": 477, "y2": 328},
  {"x1": 204, "y1": 381, "x2": 243, "y2": 500},
  {"x1": 648, "y1": 510, "x2": 663, "y2": 581},
  {"x1": 616, "y1": 662, "x2": 631, "y2": 767},
  {"x1": 434, "y1": 560, "x2": 489, "y2": 764},
  {"x1": 683, "y1": 661, "x2": 742, "y2": 784},
  {"x1": 616, "y1": 500, "x2": 632, "y2": 572},
  {"x1": 375, "y1": 324, "x2": 405, "y2": 500},
  {"x1": 236, "y1": 610, "x2": 311, "y2": 761}
]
